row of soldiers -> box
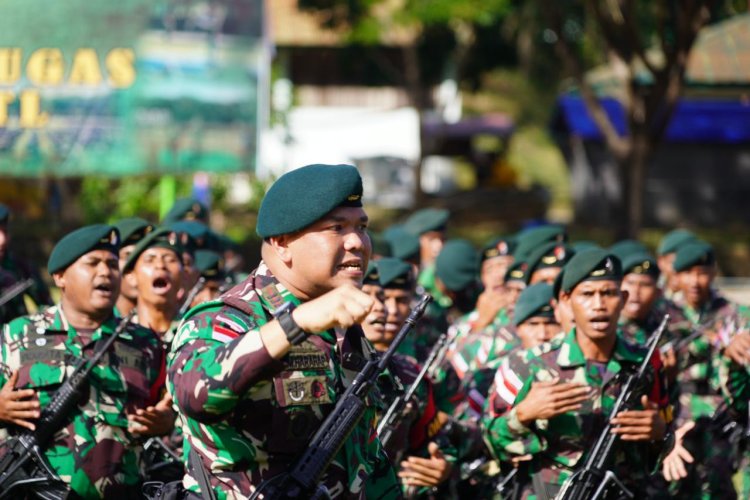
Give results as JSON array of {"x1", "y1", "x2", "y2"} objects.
[{"x1": 0, "y1": 163, "x2": 748, "y2": 499}]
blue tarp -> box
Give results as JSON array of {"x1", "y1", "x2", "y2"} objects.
[{"x1": 554, "y1": 95, "x2": 750, "y2": 144}]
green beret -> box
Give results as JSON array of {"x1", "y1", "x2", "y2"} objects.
[
  {"x1": 657, "y1": 229, "x2": 697, "y2": 256},
  {"x1": 167, "y1": 221, "x2": 210, "y2": 251},
  {"x1": 123, "y1": 227, "x2": 184, "y2": 272},
  {"x1": 383, "y1": 226, "x2": 420, "y2": 261},
  {"x1": 481, "y1": 236, "x2": 516, "y2": 262},
  {"x1": 403, "y1": 208, "x2": 449, "y2": 236},
  {"x1": 609, "y1": 239, "x2": 648, "y2": 262},
  {"x1": 0, "y1": 203, "x2": 9, "y2": 224},
  {"x1": 375, "y1": 257, "x2": 414, "y2": 289},
  {"x1": 256, "y1": 164, "x2": 363, "y2": 238},
  {"x1": 504, "y1": 260, "x2": 529, "y2": 283},
  {"x1": 114, "y1": 217, "x2": 155, "y2": 247},
  {"x1": 621, "y1": 251, "x2": 660, "y2": 279},
  {"x1": 194, "y1": 250, "x2": 226, "y2": 279},
  {"x1": 435, "y1": 239, "x2": 479, "y2": 292},
  {"x1": 560, "y1": 249, "x2": 622, "y2": 294},
  {"x1": 368, "y1": 231, "x2": 392, "y2": 258},
  {"x1": 525, "y1": 242, "x2": 574, "y2": 284},
  {"x1": 513, "y1": 225, "x2": 567, "y2": 261},
  {"x1": 571, "y1": 241, "x2": 600, "y2": 253},
  {"x1": 513, "y1": 283, "x2": 555, "y2": 326},
  {"x1": 48, "y1": 224, "x2": 120, "y2": 275},
  {"x1": 673, "y1": 241, "x2": 715, "y2": 272},
  {"x1": 163, "y1": 197, "x2": 209, "y2": 224},
  {"x1": 363, "y1": 261, "x2": 379, "y2": 285}
]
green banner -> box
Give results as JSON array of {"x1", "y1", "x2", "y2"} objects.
[{"x1": 0, "y1": 0, "x2": 263, "y2": 177}]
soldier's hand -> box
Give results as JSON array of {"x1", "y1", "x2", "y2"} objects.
[
  {"x1": 471, "y1": 290, "x2": 507, "y2": 332},
  {"x1": 398, "y1": 442, "x2": 452, "y2": 488},
  {"x1": 662, "y1": 421, "x2": 695, "y2": 482},
  {"x1": 610, "y1": 395, "x2": 666, "y2": 441},
  {"x1": 515, "y1": 379, "x2": 592, "y2": 425},
  {"x1": 128, "y1": 393, "x2": 176, "y2": 437},
  {"x1": 0, "y1": 370, "x2": 39, "y2": 431},
  {"x1": 723, "y1": 331, "x2": 750, "y2": 365},
  {"x1": 292, "y1": 284, "x2": 374, "y2": 333}
]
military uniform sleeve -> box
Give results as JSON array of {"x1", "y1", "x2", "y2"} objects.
[
  {"x1": 482, "y1": 356, "x2": 548, "y2": 461},
  {"x1": 167, "y1": 307, "x2": 281, "y2": 422}
]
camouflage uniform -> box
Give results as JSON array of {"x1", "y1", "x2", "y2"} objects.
[
  {"x1": 719, "y1": 347, "x2": 750, "y2": 500},
  {"x1": 482, "y1": 329, "x2": 672, "y2": 498},
  {"x1": 618, "y1": 297, "x2": 691, "y2": 346},
  {"x1": 0, "y1": 305, "x2": 164, "y2": 498},
  {"x1": 670, "y1": 292, "x2": 747, "y2": 499},
  {"x1": 167, "y1": 262, "x2": 398, "y2": 499}
]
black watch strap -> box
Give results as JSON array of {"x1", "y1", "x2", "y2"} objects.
[{"x1": 275, "y1": 303, "x2": 307, "y2": 345}]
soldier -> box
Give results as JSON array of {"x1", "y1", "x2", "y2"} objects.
[
  {"x1": 122, "y1": 227, "x2": 185, "y2": 344},
  {"x1": 162, "y1": 197, "x2": 209, "y2": 225},
  {"x1": 662, "y1": 240, "x2": 745, "y2": 498},
  {"x1": 360, "y1": 258, "x2": 453, "y2": 493},
  {"x1": 523, "y1": 241, "x2": 574, "y2": 286},
  {"x1": 512, "y1": 225, "x2": 566, "y2": 263},
  {"x1": 0, "y1": 202, "x2": 52, "y2": 315},
  {"x1": 113, "y1": 217, "x2": 155, "y2": 317},
  {"x1": 482, "y1": 249, "x2": 673, "y2": 498},
  {"x1": 656, "y1": 229, "x2": 697, "y2": 302},
  {"x1": 167, "y1": 164, "x2": 398, "y2": 499},
  {"x1": 403, "y1": 209, "x2": 450, "y2": 309},
  {"x1": 0, "y1": 224, "x2": 165, "y2": 498},
  {"x1": 188, "y1": 250, "x2": 232, "y2": 309}
]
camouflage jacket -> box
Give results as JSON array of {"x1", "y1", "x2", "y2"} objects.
[
  {"x1": 674, "y1": 292, "x2": 746, "y2": 424},
  {"x1": 0, "y1": 305, "x2": 165, "y2": 498},
  {"x1": 482, "y1": 329, "x2": 672, "y2": 492},
  {"x1": 618, "y1": 298, "x2": 691, "y2": 347},
  {"x1": 167, "y1": 262, "x2": 398, "y2": 500}
]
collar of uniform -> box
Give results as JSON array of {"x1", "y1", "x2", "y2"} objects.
[
  {"x1": 90, "y1": 313, "x2": 133, "y2": 342},
  {"x1": 556, "y1": 327, "x2": 641, "y2": 368},
  {"x1": 681, "y1": 288, "x2": 725, "y2": 323},
  {"x1": 53, "y1": 304, "x2": 132, "y2": 342}
]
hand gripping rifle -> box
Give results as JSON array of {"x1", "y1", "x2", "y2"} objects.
[
  {"x1": 555, "y1": 314, "x2": 669, "y2": 500},
  {"x1": 0, "y1": 278, "x2": 34, "y2": 309},
  {"x1": 249, "y1": 294, "x2": 432, "y2": 500},
  {"x1": 377, "y1": 332, "x2": 447, "y2": 449},
  {"x1": 0, "y1": 311, "x2": 135, "y2": 500}
]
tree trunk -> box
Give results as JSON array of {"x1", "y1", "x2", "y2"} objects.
[{"x1": 615, "y1": 131, "x2": 650, "y2": 239}]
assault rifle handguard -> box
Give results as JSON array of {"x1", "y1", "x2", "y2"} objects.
[
  {"x1": 378, "y1": 332, "x2": 447, "y2": 448},
  {"x1": 0, "y1": 278, "x2": 34, "y2": 309},
  {"x1": 555, "y1": 315, "x2": 670, "y2": 500},
  {"x1": 0, "y1": 311, "x2": 135, "y2": 499},
  {"x1": 249, "y1": 294, "x2": 432, "y2": 500}
]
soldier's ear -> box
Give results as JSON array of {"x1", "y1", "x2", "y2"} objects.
[
  {"x1": 52, "y1": 271, "x2": 65, "y2": 289},
  {"x1": 266, "y1": 235, "x2": 293, "y2": 264}
]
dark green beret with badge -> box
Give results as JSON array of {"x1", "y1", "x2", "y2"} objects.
[
  {"x1": 114, "y1": 217, "x2": 154, "y2": 247},
  {"x1": 514, "y1": 225, "x2": 567, "y2": 261},
  {"x1": 123, "y1": 227, "x2": 184, "y2": 272},
  {"x1": 609, "y1": 239, "x2": 648, "y2": 261},
  {"x1": 256, "y1": 164, "x2": 363, "y2": 238},
  {"x1": 513, "y1": 283, "x2": 555, "y2": 327},
  {"x1": 368, "y1": 231, "x2": 392, "y2": 258},
  {"x1": 481, "y1": 236, "x2": 516, "y2": 262},
  {"x1": 167, "y1": 220, "x2": 210, "y2": 251},
  {"x1": 435, "y1": 239, "x2": 479, "y2": 292},
  {"x1": 657, "y1": 229, "x2": 697, "y2": 256},
  {"x1": 571, "y1": 240, "x2": 600, "y2": 253},
  {"x1": 403, "y1": 208, "x2": 449, "y2": 236},
  {"x1": 0, "y1": 203, "x2": 9, "y2": 224},
  {"x1": 560, "y1": 248, "x2": 622, "y2": 294},
  {"x1": 383, "y1": 225, "x2": 420, "y2": 261},
  {"x1": 672, "y1": 240, "x2": 714, "y2": 272},
  {"x1": 504, "y1": 260, "x2": 529, "y2": 283},
  {"x1": 195, "y1": 250, "x2": 226, "y2": 280},
  {"x1": 163, "y1": 197, "x2": 209, "y2": 224},
  {"x1": 374, "y1": 258, "x2": 414, "y2": 289},
  {"x1": 525, "y1": 242, "x2": 574, "y2": 284},
  {"x1": 621, "y1": 251, "x2": 659, "y2": 279},
  {"x1": 48, "y1": 224, "x2": 120, "y2": 275}
]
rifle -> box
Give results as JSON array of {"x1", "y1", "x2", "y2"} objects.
[
  {"x1": 0, "y1": 311, "x2": 135, "y2": 499},
  {"x1": 555, "y1": 314, "x2": 670, "y2": 500},
  {"x1": 658, "y1": 328, "x2": 702, "y2": 356},
  {"x1": 0, "y1": 278, "x2": 34, "y2": 309},
  {"x1": 178, "y1": 277, "x2": 206, "y2": 317},
  {"x1": 249, "y1": 294, "x2": 432, "y2": 500},
  {"x1": 378, "y1": 332, "x2": 447, "y2": 448}
]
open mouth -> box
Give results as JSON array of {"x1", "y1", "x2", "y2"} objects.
[
  {"x1": 152, "y1": 277, "x2": 172, "y2": 295},
  {"x1": 93, "y1": 282, "x2": 113, "y2": 294},
  {"x1": 589, "y1": 316, "x2": 611, "y2": 330},
  {"x1": 337, "y1": 261, "x2": 362, "y2": 272}
]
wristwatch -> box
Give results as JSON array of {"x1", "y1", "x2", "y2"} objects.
[{"x1": 274, "y1": 302, "x2": 308, "y2": 345}]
